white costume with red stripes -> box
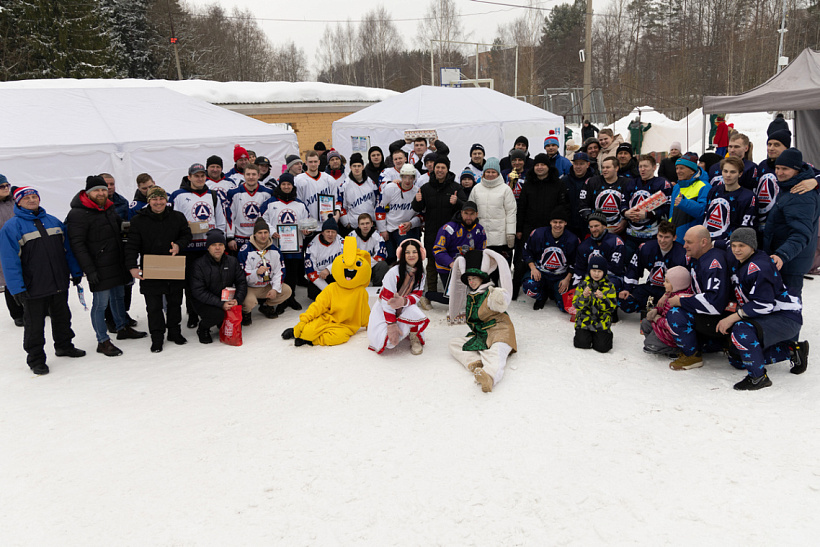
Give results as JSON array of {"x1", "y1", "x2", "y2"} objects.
[{"x1": 367, "y1": 265, "x2": 429, "y2": 353}]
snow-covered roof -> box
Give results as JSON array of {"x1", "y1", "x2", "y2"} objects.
[{"x1": 0, "y1": 78, "x2": 399, "y2": 105}]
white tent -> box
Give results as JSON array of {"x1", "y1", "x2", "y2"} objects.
[
  {"x1": 332, "y1": 86, "x2": 564, "y2": 169},
  {"x1": 0, "y1": 87, "x2": 298, "y2": 219}
]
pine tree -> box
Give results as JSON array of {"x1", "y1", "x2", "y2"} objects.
[{"x1": 101, "y1": 0, "x2": 158, "y2": 78}]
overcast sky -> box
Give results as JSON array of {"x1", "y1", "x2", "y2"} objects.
[{"x1": 185, "y1": 0, "x2": 566, "y2": 77}]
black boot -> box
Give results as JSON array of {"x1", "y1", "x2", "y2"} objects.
[
  {"x1": 30, "y1": 363, "x2": 49, "y2": 375},
  {"x1": 150, "y1": 338, "x2": 163, "y2": 353},
  {"x1": 187, "y1": 315, "x2": 199, "y2": 329},
  {"x1": 242, "y1": 312, "x2": 252, "y2": 326},
  {"x1": 260, "y1": 305, "x2": 279, "y2": 319},
  {"x1": 167, "y1": 331, "x2": 187, "y2": 345},
  {"x1": 125, "y1": 313, "x2": 138, "y2": 328},
  {"x1": 197, "y1": 328, "x2": 213, "y2": 344},
  {"x1": 55, "y1": 346, "x2": 86, "y2": 358},
  {"x1": 14, "y1": 317, "x2": 24, "y2": 327},
  {"x1": 533, "y1": 298, "x2": 547, "y2": 311},
  {"x1": 733, "y1": 371, "x2": 772, "y2": 391},
  {"x1": 117, "y1": 326, "x2": 148, "y2": 340},
  {"x1": 97, "y1": 339, "x2": 123, "y2": 357},
  {"x1": 790, "y1": 340, "x2": 809, "y2": 375},
  {"x1": 288, "y1": 297, "x2": 302, "y2": 311},
  {"x1": 295, "y1": 338, "x2": 313, "y2": 347}
]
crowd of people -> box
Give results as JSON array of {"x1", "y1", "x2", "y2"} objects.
[{"x1": 0, "y1": 120, "x2": 817, "y2": 392}]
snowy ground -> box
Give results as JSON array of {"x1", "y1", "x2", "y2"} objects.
[{"x1": 2, "y1": 277, "x2": 820, "y2": 546}]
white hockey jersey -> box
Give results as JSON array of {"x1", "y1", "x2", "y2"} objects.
[
  {"x1": 355, "y1": 231, "x2": 388, "y2": 266},
  {"x1": 238, "y1": 241, "x2": 285, "y2": 291},
  {"x1": 260, "y1": 197, "x2": 311, "y2": 255},
  {"x1": 294, "y1": 171, "x2": 337, "y2": 225},
  {"x1": 304, "y1": 234, "x2": 344, "y2": 289},
  {"x1": 168, "y1": 187, "x2": 228, "y2": 251},
  {"x1": 375, "y1": 183, "x2": 422, "y2": 234},
  {"x1": 338, "y1": 174, "x2": 378, "y2": 228},
  {"x1": 226, "y1": 184, "x2": 274, "y2": 241}
]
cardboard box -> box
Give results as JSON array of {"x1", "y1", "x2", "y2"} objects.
[
  {"x1": 142, "y1": 255, "x2": 186, "y2": 280},
  {"x1": 221, "y1": 287, "x2": 236, "y2": 301},
  {"x1": 189, "y1": 221, "x2": 210, "y2": 235}
]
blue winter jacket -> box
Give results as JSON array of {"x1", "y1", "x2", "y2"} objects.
[
  {"x1": 0, "y1": 205, "x2": 82, "y2": 297},
  {"x1": 669, "y1": 168, "x2": 710, "y2": 243},
  {"x1": 763, "y1": 164, "x2": 820, "y2": 281}
]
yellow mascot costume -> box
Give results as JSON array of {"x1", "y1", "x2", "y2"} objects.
[{"x1": 281, "y1": 236, "x2": 371, "y2": 346}]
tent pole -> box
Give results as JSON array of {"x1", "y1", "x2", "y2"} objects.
[
  {"x1": 430, "y1": 42, "x2": 435, "y2": 86},
  {"x1": 701, "y1": 112, "x2": 708, "y2": 155}
]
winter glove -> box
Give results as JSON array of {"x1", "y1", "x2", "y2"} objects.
[
  {"x1": 281, "y1": 327, "x2": 295, "y2": 340},
  {"x1": 86, "y1": 272, "x2": 100, "y2": 286},
  {"x1": 506, "y1": 234, "x2": 515, "y2": 248},
  {"x1": 387, "y1": 323, "x2": 401, "y2": 346},
  {"x1": 12, "y1": 290, "x2": 28, "y2": 307},
  {"x1": 71, "y1": 277, "x2": 82, "y2": 287}
]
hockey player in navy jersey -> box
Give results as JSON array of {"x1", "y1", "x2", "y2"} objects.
[
  {"x1": 303, "y1": 216, "x2": 344, "y2": 300},
  {"x1": 619, "y1": 221, "x2": 687, "y2": 315},
  {"x1": 703, "y1": 157, "x2": 756, "y2": 242},
  {"x1": 615, "y1": 143, "x2": 639, "y2": 179},
  {"x1": 572, "y1": 211, "x2": 627, "y2": 290},
  {"x1": 665, "y1": 226, "x2": 731, "y2": 370},
  {"x1": 560, "y1": 152, "x2": 594, "y2": 239},
  {"x1": 260, "y1": 174, "x2": 310, "y2": 312},
  {"x1": 578, "y1": 156, "x2": 635, "y2": 235},
  {"x1": 713, "y1": 228, "x2": 804, "y2": 390},
  {"x1": 127, "y1": 173, "x2": 155, "y2": 220},
  {"x1": 706, "y1": 133, "x2": 758, "y2": 189},
  {"x1": 522, "y1": 208, "x2": 579, "y2": 310},
  {"x1": 225, "y1": 163, "x2": 273, "y2": 252},
  {"x1": 622, "y1": 155, "x2": 672, "y2": 254},
  {"x1": 169, "y1": 163, "x2": 228, "y2": 328},
  {"x1": 337, "y1": 153, "x2": 378, "y2": 233}
]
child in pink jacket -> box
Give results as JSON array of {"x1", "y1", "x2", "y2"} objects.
[{"x1": 641, "y1": 266, "x2": 693, "y2": 356}]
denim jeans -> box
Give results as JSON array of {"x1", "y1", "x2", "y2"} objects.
[{"x1": 91, "y1": 285, "x2": 126, "y2": 343}]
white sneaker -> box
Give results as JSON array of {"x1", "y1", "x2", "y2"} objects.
[
  {"x1": 418, "y1": 296, "x2": 432, "y2": 310},
  {"x1": 409, "y1": 332, "x2": 423, "y2": 355}
]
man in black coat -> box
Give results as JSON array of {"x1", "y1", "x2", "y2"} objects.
[
  {"x1": 514, "y1": 153, "x2": 570, "y2": 298},
  {"x1": 190, "y1": 228, "x2": 247, "y2": 344},
  {"x1": 125, "y1": 186, "x2": 193, "y2": 353},
  {"x1": 411, "y1": 155, "x2": 467, "y2": 308},
  {"x1": 65, "y1": 176, "x2": 146, "y2": 357}
]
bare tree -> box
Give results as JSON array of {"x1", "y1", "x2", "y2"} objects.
[{"x1": 418, "y1": 0, "x2": 467, "y2": 73}]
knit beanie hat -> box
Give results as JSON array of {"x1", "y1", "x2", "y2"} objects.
[
  {"x1": 460, "y1": 168, "x2": 476, "y2": 182},
  {"x1": 669, "y1": 142, "x2": 682, "y2": 152},
  {"x1": 483, "y1": 157, "x2": 501, "y2": 175},
  {"x1": 665, "y1": 266, "x2": 691, "y2": 292},
  {"x1": 675, "y1": 153, "x2": 699, "y2": 174},
  {"x1": 85, "y1": 175, "x2": 107, "y2": 192},
  {"x1": 768, "y1": 129, "x2": 792, "y2": 150},
  {"x1": 326, "y1": 150, "x2": 341, "y2": 161},
  {"x1": 510, "y1": 149, "x2": 526, "y2": 160},
  {"x1": 278, "y1": 173, "x2": 295, "y2": 186},
  {"x1": 253, "y1": 217, "x2": 270, "y2": 235},
  {"x1": 514, "y1": 136, "x2": 529, "y2": 149},
  {"x1": 0, "y1": 174, "x2": 7, "y2": 185},
  {"x1": 470, "y1": 143, "x2": 485, "y2": 155},
  {"x1": 616, "y1": 143, "x2": 634, "y2": 156},
  {"x1": 322, "y1": 216, "x2": 338, "y2": 232},
  {"x1": 349, "y1": 152, "x2": 364, "y2": 166},
  {"x1": 146, "y1": 186, "x2": 167, "y2": 200},
  {"x1": 533, "y1": 153, "x2": 550, "y2": 166},
  {"x1": 550, "y1": 207, "x2": 569, "y2": 223},
  {"x1": 730, "y1": 227, "x2": 758, "y2": 251},
  {"x1": 588, "y1": 254, "x2": 608, "y2": 273},
  {"x1": 285, "y1": 155, "x2": 301, "y2": 171},
  {"x1": 543, "y1": 130, "x2": 559, "y2": 148},
  {"x1": 775, "y1": 148, "x2": 803, "y2": 170},
  {"x1": 206, "y1": 228, "x2": 226, "y2": 248},
  {"x1": 434, "y1": 155, "x2": 451, "y2": 169},
  {"x1": 207, "y1": 155, "x2": 223, "y2": 168},
  {"x1": 587, "y1": 210, "x2": 607, "y2": 226},
  {"x1": 13, "y1": 186, "x2": 39, "y2": 205},
  {"x1": 314, "y1": 141, "x2": 327, "y2": 152},
  {"x1": 233, "y1": 145, "x2": 249, "y2": 162}
]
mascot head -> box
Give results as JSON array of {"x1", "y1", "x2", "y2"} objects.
[{"x1": 332, "y1": 236, "x2": 372, "y2": 289}]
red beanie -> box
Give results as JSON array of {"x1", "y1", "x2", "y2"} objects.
[{"x1": 234, "y1": 145, "x2": 249, "y2": 162}]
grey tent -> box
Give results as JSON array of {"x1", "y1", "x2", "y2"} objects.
[{"x1": 703, "y1": 48, "x2": 820, "y2": 165}]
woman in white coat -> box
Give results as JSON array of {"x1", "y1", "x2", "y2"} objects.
[
  {"x1": 367, "y1": 239, "x2": 429, "y2": 355},
  {"x1": 469, "y1": 157, "x2": 517, "y2": 263}
]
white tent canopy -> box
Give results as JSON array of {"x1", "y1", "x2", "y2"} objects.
[
  {"x1": 0, "y1": 87, "x2": 298, "y2": 219},
  {"x1": 332, "y1": 86, "x2": 564, "y2": 169}
]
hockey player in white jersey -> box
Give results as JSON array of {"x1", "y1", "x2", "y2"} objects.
[
  {"x1": 338, "y1": 152, "x2": 378, "y2": 232},
  {"x1": 379, "y1": 149, "x2": 419, "y2": 191},
  {"x1": 225, "y1": 163, "x2": 273, "y2": 251},
  {"x1": 237, "y1": 218, "x2": 292, "y2": 324},
  {"x1": 354, "y1": 213, "x2": 389, "y2": 286},
  {"x1": 294, "y1": 150, "x2": 338, "y2": 228},
  {"x1": 304, "y1": 216, "x2": 344, "y2": 300},
  {"x1": 376, "y1": 163, "x2": 423, "y2": 261}
]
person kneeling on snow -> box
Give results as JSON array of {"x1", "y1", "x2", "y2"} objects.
[
  {"x1": 367, "y1": 239, "x2": 429, "y2": 355},
  {"x1": 237, "y1": 218, "x2": 292, "y2": 324},
  {"x1": 447, "y1": 249, "x2": 517, "y2": 393},
  {"x1": 573, "y1": 254, "x2": 617, "y2": 353},
  {"x1": 640, "y1": 266, "x2": 693, "y2": 357}
]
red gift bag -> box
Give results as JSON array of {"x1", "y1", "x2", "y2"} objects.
[
  {"x1": 219, "y1": 306, "x2": 243, "y2": 346},
  {"x1": 562, "y1": 290, "x2": 576, "y2": 323}
]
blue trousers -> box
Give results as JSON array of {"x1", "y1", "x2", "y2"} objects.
[
  {"x1": 728, "y1": 314, "x2": 801, "y2": 378},
  {"x1": 620, "y1": 284, "x2": 665, "y2": 314},
  {"x1": 522, "y1": 273, "x2": 568, "y2": 310},
  {"x1": 666, "y1": 307, "x2": 728, "y2": 356},
  {"x1": 91, "y1": 285, "x2": 126, "y2": 343}
]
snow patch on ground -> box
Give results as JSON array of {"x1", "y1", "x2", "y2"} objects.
[{"x1": 2, "y1": 279, "x2": 819, "y2": 544}]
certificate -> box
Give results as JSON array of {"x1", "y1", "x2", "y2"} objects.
[
  {"x1": 318, "y1": 194, "x2": 335, "y2": 220},
  {"x1": 277, "y1": 224, "x2": 299, "y2": 253},
  {"x1": 351, "y1": 136, "x2": 370, "y2": 154}
]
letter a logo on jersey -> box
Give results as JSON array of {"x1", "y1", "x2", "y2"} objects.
[
  {"x1": 706, "y1": 204, "x2": 725, "y2": 229},
  {"x1": 650, "y1": 267, "x2": 666, "y2": 286},
  {"x1": 279, "y1": 210, "x2": 296, "y2": 224},
  {"x1": 545, "y1": 251, "x2": 562, "y2": 269},
  {"x1": 747, "y1": 262, "x2": 760, "y2": 274},
  {"x1": 709, "y1": 259, "x2": 722, "y2": 269},
  {"x1": 600, "y1": 193, "x2": 619, "y2": 215}
]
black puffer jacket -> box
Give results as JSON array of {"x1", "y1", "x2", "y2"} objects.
[
  {"x1": 124, "y1": 205, "x2": 192, "y2": 295},
  {"x1": 516, "y1": 168, "x2": 569, "y2": 238},
  {"x1": 190, "y1": 252, "x2": 247, "y2": 308},
  {"x1": 412, "y1": 171, "x2": 467, "y2": 246},
  {"x1": 65, "y1": 191, "x2": 131, "y2": 292}
]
